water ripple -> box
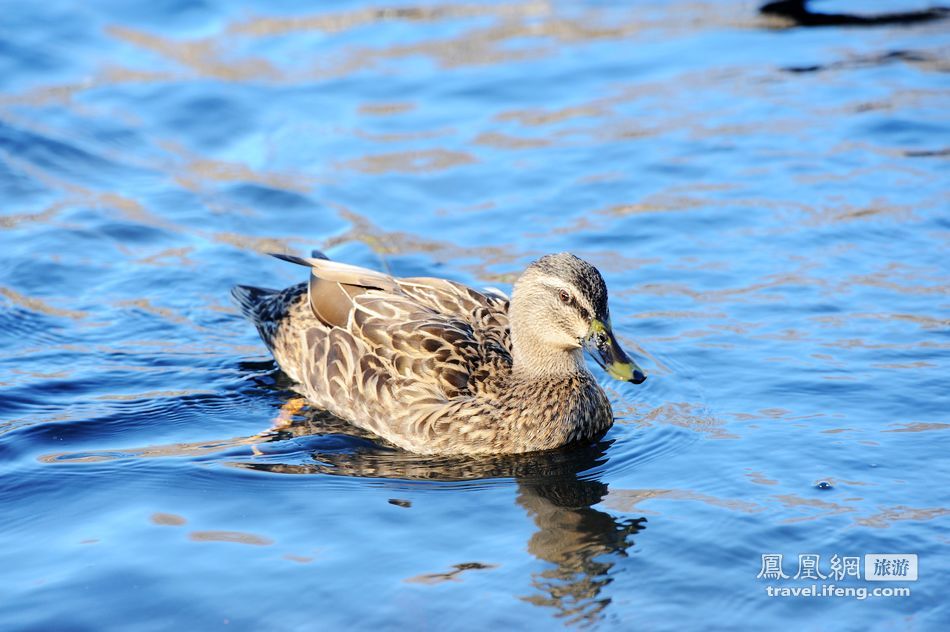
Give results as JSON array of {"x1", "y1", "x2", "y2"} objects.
[{"x1": 2, "y1": 0, "x2": 948, "y2": 628}]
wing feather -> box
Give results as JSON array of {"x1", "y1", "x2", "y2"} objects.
[{"x1": 264, "y1": 254, "x2": 516, "y2": 446}]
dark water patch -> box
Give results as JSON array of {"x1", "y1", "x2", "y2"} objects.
[
  {"x1": 0, "y1": 156, "x2": 53, "y2": 205},
  {"x1": 0, "y1": 120, "x2": 154, "y2": 188},
  {"x1": 0, "y1": 4, "x2": 100, "y2": 91},
  {"x1": 904, "y1": 147, "x2": 950, "y2": 157},
  {"x1": 601, "y1": 424, "x2": 701, "y2": 474},
  {"x1": 227, "y1": 183, "x2": 317, "y2": 212},
  {"x1": 8, "y1": 390, "x2": 268, "y2": 459},
  {"x1": 782, "y1": 49, "x2": 941, "y2": 73},
  {"x1": 855, "y1": 117, "x2": 950, "y2": 148},
  {"x1": 94, "y1": 0, "x2": 219, "y2": 31},
  {"x1": 159, "y1": 93, "x2": 256, "y2": 151},
  {"x1": 0, "y1": 39, "x2": 64, "y2": 82},
  {"x1": 96, "y1": 219, "x2": 178, "y2": 246},
  {"x1": 0, "y1": 304, "x2": 79, "y2": 347}
]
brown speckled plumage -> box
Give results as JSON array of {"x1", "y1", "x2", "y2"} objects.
[{"x1": 233, "y1": 252, "x2": 643, "y2": 455}]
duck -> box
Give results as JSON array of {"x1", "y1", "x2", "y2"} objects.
[
  {"x1": 759, "y1": 0, "x2": 948, "y2": 27},
  {"x1": 232, "y1": 251, "x2": 646, "y2": 455}
]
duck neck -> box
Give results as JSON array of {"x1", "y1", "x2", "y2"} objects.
[{"x1": 510, "y1": 328, "x2": 587, "y2": 379}]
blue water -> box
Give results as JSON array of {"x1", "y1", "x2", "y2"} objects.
[{"x1": 1, "y1": 1, "x2": 948, "y2": 629}]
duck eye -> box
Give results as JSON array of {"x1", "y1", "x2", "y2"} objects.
[{"x1": 558, "y1": 289, "x2": 571, "y2": 304}]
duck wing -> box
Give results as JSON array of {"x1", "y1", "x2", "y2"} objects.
[
  {"x1": 397, "y1": 277, "x2": 511, "y2": 359},
  {"x1": 270, "y1": 253, "x2": 511, "y2": 402}
]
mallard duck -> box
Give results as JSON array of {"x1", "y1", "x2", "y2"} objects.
[{"x1": 233, "y1": 251, "x2": 646, "y2": 455}]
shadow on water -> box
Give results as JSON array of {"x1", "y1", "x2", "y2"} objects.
[{"x1": 235, "y1": 420, "x2": 647, "y2": 625}]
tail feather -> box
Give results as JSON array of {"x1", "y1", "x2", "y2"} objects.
[{"x1": 231, "y1": 284, "x2": 279, "y2": 321}]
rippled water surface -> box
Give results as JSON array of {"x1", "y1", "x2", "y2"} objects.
[{"x1": 2, "y1": 1, "x2": 948, "y2": 629}]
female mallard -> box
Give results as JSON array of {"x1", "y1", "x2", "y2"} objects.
[{"x1": 233, "y1": 252, "x2": 646, "y2": 455}]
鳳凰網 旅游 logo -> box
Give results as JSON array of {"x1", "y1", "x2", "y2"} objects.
[
  {"x1": 864, "y1": 554, "x2": 917, "y2": 581},
  {"x1": 756, "y1": 553, "x2": 916, "y2": 600}
]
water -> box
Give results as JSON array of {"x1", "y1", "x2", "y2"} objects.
[{"x1": 1, "y1": 1, "x2": 948, "y2": 629}]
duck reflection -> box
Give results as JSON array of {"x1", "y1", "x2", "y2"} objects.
[
  {"x1": 236, "y1": 405, "x2": 647, "y2": 625},
  {"x1": 517, "y1": 473, "x2": 646, "y2": 624}
]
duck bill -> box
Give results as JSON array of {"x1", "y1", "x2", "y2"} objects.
[{"x1": 584, "y1": 319, "x2": 647, "y2": 384}]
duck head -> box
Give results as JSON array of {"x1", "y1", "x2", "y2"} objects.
[{"x1": 508, "y1": 253, "x2": 646, "y2": 384}]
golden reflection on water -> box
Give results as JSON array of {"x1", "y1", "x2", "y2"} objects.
[
  {"x1": 613, "y1": 401, "x2": 734, "y2": 439},
  {"x1": 0, "y1": 202, "x2": 63, "y2": 230},
  {"x1": 882, "y1": 422, "x2": 950, "y2": 433},
  {"x1": 132, "y1": 246, "x2": 198, "y2": 268},
  {"x1": 116, "y1": 298, "x2": 198, "y2": 328},
  {"x1": 340, "y1": 148, "x2": 477, "y2": 174},
  {"x1": 354, "y1": 126, "x2": 453, "y2": 145},
  {"x1": 150, "y1": 512, "x2": 187, "y2": 526},
  {"x1": 228, "y1": 4, "x2": 546, "y2": 38},
  {"x1": 357, "y1": 101, "x2": 416, "y2": 117},
  {"x1": 0, "y1": 0, "x2": 758, "y2": 120},
  {"x1": 210, "y1": 231, "x2": 299, "y2": 256},
  {"x1": 853, "y1": 506, "x2": 950, "y2": 528},
  {"x1": 161, "y1": 143, "x2": 318, "y2": 193},
  {"x1": 2, "y1": 0, "x2": 934, "y2": 291},
  {"x1": 324, "y1": 206, "x2": 523, "y2": 282},
  {"x1": 95, "y1": 1, "x2": 705, "y2": 86},
  {"x1": 772, "y1": 493, "x2": 857, "y2": 524},
  {"x1": 744, "y1": 470, "x2": 779, "y2": 486},
  {"x1": 188, "y1": 530, "x2": 274, "y2": 546},
  {"x1": 0, "y1": 286, "x2": 87, "y2": 320},
  {"x1": 108, "y1": 26, "x2": 280, "y2": 82},
  {"x1": 473, "y1": 131, "x2": 551, "y2": 150}
]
